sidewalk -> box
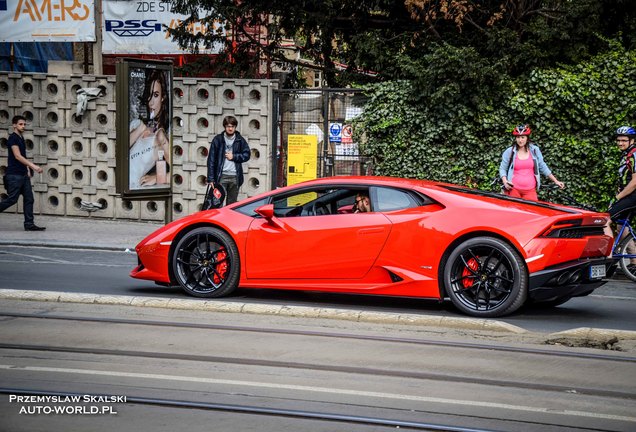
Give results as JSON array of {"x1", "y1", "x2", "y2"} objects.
[{"x1": 0, "y1": 213, "x2": 163, "y2": 251}]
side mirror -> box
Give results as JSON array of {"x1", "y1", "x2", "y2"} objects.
[
  {"x1": 254, "y1": 204, "x2": 286, "y2": 229},
  {"x1": 255, "y1": 204, "x2": 275, "y2": 219}
]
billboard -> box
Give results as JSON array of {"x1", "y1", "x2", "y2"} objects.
[
  {"x1": 0, "y1": 0, "x2": 96, "y2": 42},
  {"x1": 103, "y1": 0, "x2": 224, "y2": 54},
  {"x1": 116, "y1": 59, "x2": 173, "y2": 199}
]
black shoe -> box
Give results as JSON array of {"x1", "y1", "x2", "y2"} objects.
[{"x1": 24, "y1": 225, "x2": 46, "y2": 231}]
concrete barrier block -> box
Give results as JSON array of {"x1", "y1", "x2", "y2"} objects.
[
  {"x1": 172, "y1": 171, "x2": 190, "y2": 193},
  {"x1": 45, "y1": 165, "x2": 66, "y2": 186},
  {"x1": 190, "y1": 172, "x2": 207, "y2": 191},
  {"x1": 188, "y1": 142, "x2": 209, "y2": 164},
  {"x1": 93, "y1": 135, "x2": 115, "y2": 160},
  {"x1": 115, "y1": 197, "x2": 141, "y2": 220},
  {"x1": 38, "y1": 186, "x2": 64, "y2": 215},
  {"x1": 66, "y1": 165, "x2": 91, "y2": 187},
  {"x1": 40, "y1": 106, "x2": 65, "y2": 129},
  {"x1": 92, "y1": 162, "x2": 115, "y2": 190},
  {"x1": 66, "y1": 135, "x2": 91, "y2": 159},
  {"x1": 42, "y1": 76, "x2": 67, "y2": 102},
  {"x1": 0, "y1": 107, "x2": 11, "y2": 129},
  {"x1": 171, "y1": 139, "x2": 185, "y2": 167},
  {"x1": 140, "y1": 199, "x2": 165, "y2": 221},
  {"x1": 89, "y1": 105, "x2": 112, "y2": 133},
  {"x1": 91, "y1": 192, "x2": 115, "y2": 219},
  {"x1": 65, "y1": 108, "x2": 87, "y2": 132},
  {"x1": 65, "y1": 194, "x2": 89, "y2": 217},
  {"x1": 16, "y1": 75, "x2": 40, "y2": 101},
  {"x1": 0, "y1": 75, "x2": 13, "y2": 100},
  {"x1": 189, "y1": 114, "x2": 212, "y2": 137}
]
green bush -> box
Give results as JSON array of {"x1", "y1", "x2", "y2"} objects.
[{"x1": 355, "y1": 43, "x2": 636, "y2": 210}]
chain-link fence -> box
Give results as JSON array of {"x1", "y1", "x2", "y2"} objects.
[{"x1": 272, "y1": 89, "x2": 371, "y2": 189}]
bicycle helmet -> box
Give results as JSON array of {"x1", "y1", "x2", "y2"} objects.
[
  {"x1": 512, "y1": 124, "x2": 532, "y2": 136},
  {"x1": 615, "y1": 126, "x2": 636, "y2": 137}
]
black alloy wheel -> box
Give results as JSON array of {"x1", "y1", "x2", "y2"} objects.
[
  {"x1": 172, "y1": 227, "x2": 240, "y2": 298},
  {"x1": 444, "y1": 237, "x2": 527, "y2": 317}
]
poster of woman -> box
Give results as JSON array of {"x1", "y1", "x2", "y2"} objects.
[{"x1": 128, "y1": 66, "x2": 172, "y2": 191}]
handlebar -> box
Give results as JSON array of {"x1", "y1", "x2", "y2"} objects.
[{"x1": 541, "y1": 184, "x2": 599, "y2": 211}]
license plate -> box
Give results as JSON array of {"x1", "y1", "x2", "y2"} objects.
[{"x1": 589, "y1": 265, "x2": 606, "y2": 279}]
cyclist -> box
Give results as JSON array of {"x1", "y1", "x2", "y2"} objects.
[
  {"x1": 606, "y1": 126, "x2": 636, "y2": 236},
  {"x1": 608, "y1": 127, "x2": 636, "y2": 218},
  {"x1": 499, "y1": 124, "x2": 564, "y2": 201}
]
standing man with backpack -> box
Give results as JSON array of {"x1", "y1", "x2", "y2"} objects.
[
  {"x1": 0, "y1": 115, "x2": 46, "y2": 231},
  {"x1": 206, "y1": 116, "x2": 250, "y2": 205}
]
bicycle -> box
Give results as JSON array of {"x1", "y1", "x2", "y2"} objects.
[{"x1": 540, "y1": 183, "x2": 636, "y2": 282}]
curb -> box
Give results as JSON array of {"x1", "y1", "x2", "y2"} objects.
[
  {"x1": 548, "y1": 327, "x2": 636, "y2": 341},
  {"x1": 0, "y1": 240, "x2": 133, "y2": 252},
  {"x1": 0, "y1": 289, "x2": 527, "y2": 334}
]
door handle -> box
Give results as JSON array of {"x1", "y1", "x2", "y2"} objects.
[{"x1": 358, "y1": 227, "x2": 385, "y2": 235}]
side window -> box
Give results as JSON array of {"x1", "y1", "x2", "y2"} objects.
[
  {"x1": 234, "y1": 197, "x2": 269, "y2": 217},
  {"x1": 271, "y1": 188, "x2": 360, "y2": 217},
  {"x1": 373, "y1": 187, "x2": 420, "y2": 211}
]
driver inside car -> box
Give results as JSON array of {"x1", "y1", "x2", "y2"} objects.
[{"x1": 353, "y1": 193, "x2": 371, "y2": 213}]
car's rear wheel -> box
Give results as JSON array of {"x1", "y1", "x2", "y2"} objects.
[
  {"x1": 443, "y1": 237, "x2": 527, "y2": 317},
  {"x1": 172, "y1": 227, "x2": 239, "y2": 298}
]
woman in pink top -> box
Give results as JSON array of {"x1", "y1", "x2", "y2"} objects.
[{"x1": 499, "y1": 124, "x2": 565, "y2": 201}]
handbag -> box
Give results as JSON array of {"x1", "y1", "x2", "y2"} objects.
[{"x1": 202, "y1": 183, "x2": 226, "y2": 210}]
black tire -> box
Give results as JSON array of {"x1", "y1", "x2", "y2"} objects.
[
  {"x1": 171, "y1": 227, "x2": 240, "y2": 298},
  {"x1": 616, "y1": 235, "x2": 636, "y2": 282},
  {"x1": 443, "y1": 237, "x2": 527, "y2": 317}
]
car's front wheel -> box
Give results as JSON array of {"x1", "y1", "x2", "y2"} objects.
[
  {"x1": 172, "y1": 227, "x2": 239, "y2": 298},
  {"x1": 443, "y1": 237, "x2": 527, "y2": 317}
]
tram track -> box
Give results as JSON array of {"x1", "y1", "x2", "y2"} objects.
[
  {"x1": 1, "y1": 311, "x2": 634, "y2": 363},
  {"x1": 1, "y1": 310, "x2": 635, "y2": 431},
  {"x1": 0, "y1": 312, "x2": 634, "y2": 401},
  {"x1": 0, "y1": 387, "x2": 621, "y2": 432}
]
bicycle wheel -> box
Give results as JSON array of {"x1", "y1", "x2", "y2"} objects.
[{"x1": 616, "y1": 235, "x2": 636, "y2": 282}]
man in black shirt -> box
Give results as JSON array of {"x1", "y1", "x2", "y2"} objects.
[{"x1": 0, "y1": 115, "x2": 45, "y2": 230}]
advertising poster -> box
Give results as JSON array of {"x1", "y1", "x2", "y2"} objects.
[
  {"x1": 126, "y1": 62, "x2": 172, "y2": 194},
  {"x1": 103, "y1": 0, "x2": 224, "y2": 54},
  {"x1": 0, "y1": 0, "x2": 95, "y2": 42},
  {"x1": 115, "y1": 60, "x2": 172, "y2": 199}
]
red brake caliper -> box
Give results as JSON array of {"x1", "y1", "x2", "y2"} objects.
[
  {"x1": 462, "y1": 257, "x2": 479, "y2": 289},
  {"x1": 213, "y1": 249, "x2": 228, "y2": 284}
]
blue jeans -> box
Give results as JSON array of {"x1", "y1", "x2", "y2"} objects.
[{"x1": 0, "y1": 174, "x2": 35, "y2": 227}]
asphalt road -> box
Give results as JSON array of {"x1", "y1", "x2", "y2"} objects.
[{"x1": 1, "y1": 245, "x2": 635, "y2": 334}]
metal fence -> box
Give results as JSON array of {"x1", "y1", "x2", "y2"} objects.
[{"x1": 271, "y1": 89, "x2": 371, "y2": 189}]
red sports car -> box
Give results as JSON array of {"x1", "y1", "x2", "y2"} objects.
[{"x1": 131, "y1": 176, "x2": 615, "y2": 317}]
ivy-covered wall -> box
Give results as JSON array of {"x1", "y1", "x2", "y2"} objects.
[{"x1": 356, "y1": 44, "x2": 636, "y2": 210}]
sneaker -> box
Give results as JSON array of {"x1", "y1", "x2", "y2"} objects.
[{"x1": 24, "y1": 225, "x2": 46, "y2": 231}]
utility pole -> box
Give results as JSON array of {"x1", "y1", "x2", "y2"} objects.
[{"x1": 93, "y1": 0, "x2": 103, "y2": 74}]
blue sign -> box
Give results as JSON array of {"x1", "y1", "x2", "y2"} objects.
[{"x1": 329, "y1": 123, "x2": 342, "y2": 143}]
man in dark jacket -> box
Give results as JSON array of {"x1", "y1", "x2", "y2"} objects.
[
  {"x1": 206, "y1": 115, "x2": 250, "y2": 205},
  {"x1": 0, "y1": 115, "x2": 45, "y2": 230}
]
